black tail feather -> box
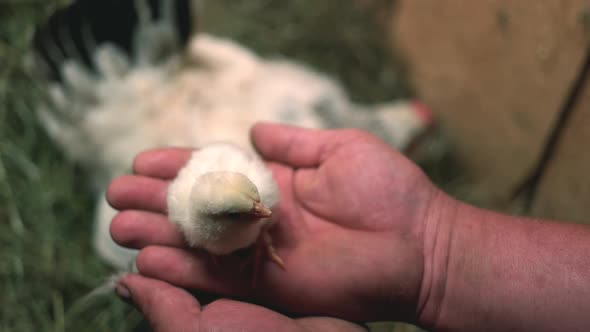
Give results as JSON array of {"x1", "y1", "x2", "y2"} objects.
[{"x1": 33, "y1": 0, "x2": 194, "y2": 81}]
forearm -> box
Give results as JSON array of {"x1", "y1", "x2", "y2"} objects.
[{"x1": 420, "y1": 196, "x2": 590, "y2": 331}]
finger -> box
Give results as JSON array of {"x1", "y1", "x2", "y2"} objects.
[
  {"x1": 117, "y1": 274, "x2": 201, "y2": 332},
  {"x1": 296, "y1": 317, "x2": 366, "y2": 332},
  {"x1": 200, "y1": 299, "x2": 303, "y2": 332},
  {"x1": 265, "y1": 162, "x2": 308, "y2": 243},
  {"x1": 110, "y1": 210, "x2": 186, "y2": 249},
  {"x1": 135, "y1": 246, "x2": 251, "y2": 297},
  {"x1": 250, "y1": 123, "x2": 373, "y2": 167},
  {"x1": 132, "y1": 148, "x2": 193, "y2": 179},
  {"x1": 107, "y1": 175, "x2": 168, "y2": 213}
]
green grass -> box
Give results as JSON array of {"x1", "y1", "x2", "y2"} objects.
[
  {"x1": 0, "y1": 0, "x2": 457, "y2": 331},
  {"x1": 0, "y1": 1, "x2": 138, "y2": 331}
]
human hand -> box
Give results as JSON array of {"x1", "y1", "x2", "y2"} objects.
[
  {"x1": 117, "y1": 274, "x2": 365, "y2": 332},
  {"x1": 107, "y1": 123, "x2": 450, "y2": 323}
]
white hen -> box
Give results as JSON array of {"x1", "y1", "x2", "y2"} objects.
[
  {"x1": 167, "y1": 143, "x2": 282, "y2": 266},
  {"x1": 32, "y1": 0, "x2": 432, "y2": 269}
]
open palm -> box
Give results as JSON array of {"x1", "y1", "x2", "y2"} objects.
[{"x1": 108, "y1": 123, "x2": 440, "y2": 323}]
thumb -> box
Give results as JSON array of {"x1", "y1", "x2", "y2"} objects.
[
  {"x1": 117, "y1": 274, "x2": 201, "y2": 332},
  {"x1": 250, "y1": 122, "x2": 368, "y2": 167}
]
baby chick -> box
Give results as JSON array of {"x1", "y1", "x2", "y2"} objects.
[{"x1": 167, "y1": 143, "x2": 284, "y2": 268}]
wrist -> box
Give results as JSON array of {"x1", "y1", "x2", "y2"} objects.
[{"x1": 415, "y1": 189, "x2": 461, "y2": 329}]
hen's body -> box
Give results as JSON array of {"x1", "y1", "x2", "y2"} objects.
[{"x1": 33, "y1": 0, "x2": 431, "y2": 269}]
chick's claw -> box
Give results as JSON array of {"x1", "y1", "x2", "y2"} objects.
[
  {"x1": 234, "y1": 230, "x2": 284, "y2": 287},
  {"x1": 252, "y1": 232, "x2": 284, "y2": 287},
  {"x1": 261, "y1": 231, "x2": 285, "y2": 269},
  {"x1": 238, "y1": 230, "x2": 284, "y2": 271}
]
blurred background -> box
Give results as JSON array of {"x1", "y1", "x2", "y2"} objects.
[{"x1": 1, "y1": 0, "x2": 589, "y2": 331}]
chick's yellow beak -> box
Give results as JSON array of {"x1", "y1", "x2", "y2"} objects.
[{"x1": 252, "y1": 201, "x2": 272, "y2": 218}]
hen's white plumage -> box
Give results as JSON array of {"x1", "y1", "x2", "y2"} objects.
[
  {"x1": 167, "y1": 143, "x2": 279, "y2": 255},
  {"x1": 32, "y1": 0, "x2": 432, "y2": 269}
]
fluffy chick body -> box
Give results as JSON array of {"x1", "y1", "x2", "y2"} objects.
[{"x1": 167, "y1": 143, "x2": 279, "y2": 255}]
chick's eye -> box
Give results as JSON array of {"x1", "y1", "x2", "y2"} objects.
[{"x1": 226, "y1": 212, "x2": 242, "y2": 220}]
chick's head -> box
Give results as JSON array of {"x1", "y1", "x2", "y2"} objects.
[{"x1": 188, "y1": 171, "x2": 272, "y2": 223}]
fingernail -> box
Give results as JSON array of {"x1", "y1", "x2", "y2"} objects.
[{"x1": 116, "y1": 283, "x2": 132, "y2": 303}]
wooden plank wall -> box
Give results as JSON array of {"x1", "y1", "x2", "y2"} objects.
[{"x1": 391, "y1": 0, "x2": 590, "y2": 223}]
